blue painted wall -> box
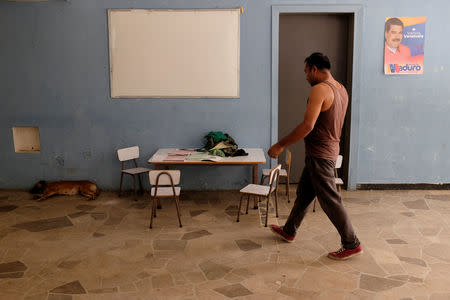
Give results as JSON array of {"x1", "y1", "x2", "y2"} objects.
[
  {"x1": 358, "y1": 0, "x2": 450, "y2": 184},
  {"x1": 1, "y1": 0, "x2": 449, "y2": 190}
]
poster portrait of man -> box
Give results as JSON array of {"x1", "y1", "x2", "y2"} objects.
[{"x1": 384, "y1": 17, "x2": 426, "y2": 75}]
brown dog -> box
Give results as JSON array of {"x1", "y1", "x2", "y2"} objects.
[{"x1": 30, "y1": 180, "x2": 100, "y2": 201}]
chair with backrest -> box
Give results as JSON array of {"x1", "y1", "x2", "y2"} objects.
[
  {"x1": 312, "y1": 154, "x2": 344, "y2": 212},
  {"x1": 149, "y1": 170, "x2": 182, "y2": 229},
  {"x1": 334, "y1": 154, "x2": 344, "y2": 192},
  {"x1": 260, "y1": 149, "x2": 292, "y2": 203},
  {"x1": 237, "y1": 164, "x2": 282, "y2": 227},
  {"x1": 117, "y1": 146, "x2": 150, "y2": 200}
]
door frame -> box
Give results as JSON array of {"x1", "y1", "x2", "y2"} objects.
[{"x1": 271, "y1": 4, "x2": 364, "y2": 190}]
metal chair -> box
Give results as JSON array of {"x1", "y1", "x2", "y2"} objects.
[
  {"x1": 149, "y1": 170, "x2": 182, "y2": 229},
  {"x1": 313, "y1": 154, "x2": 344, "y2": 212},
  {"x1": 237, "y1": 164, "x2": 282, "y2": 227},
  {"x1": 261, "y1": 149, "x2": 292, "y2": 202},
  {"x1": 117, "y1": 146, "x2": 150, "y2": 200}
]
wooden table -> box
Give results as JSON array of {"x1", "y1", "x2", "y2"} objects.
[{"x1": 148, "y1": 148, "x2": 266, "y2": 208}]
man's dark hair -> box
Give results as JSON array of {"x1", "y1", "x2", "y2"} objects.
[
  {"x1": 304, "y1": 52, "x2": 331, "y2": 70},
  {"x1": 385, "y1": 17, "x2": 404, "y2": 33}
]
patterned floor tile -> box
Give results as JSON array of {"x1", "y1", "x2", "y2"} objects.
[
  {"x1": 0, "y1": 190, "x2": 449, "y2": 299},
  {"x1": 235, "y1": 239, "x2": 262, "y2": 251},
  {"x1": 181, "y1": 230, "x2": 212, "y2": 240},
  {"x1": 214, "y1": 283, "x2": 253, "y2": 298},
  {"x1": 49, "y1": 281, "x2": 86, "y2": 294},
  {"x1": 12, "y1": 216, "x2": 73, "y2": 232}
]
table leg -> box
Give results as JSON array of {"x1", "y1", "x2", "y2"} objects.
[
  {"x1": 252, "y1": 164, "x2": 258, "y2": 209},
  {"x1": 154, "y1": 165, "x2": 162, "y2": 209}
]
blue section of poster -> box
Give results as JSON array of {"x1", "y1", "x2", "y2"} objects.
[{"x1": 402, "y1": 22, "x2": 426, "y2": 57}]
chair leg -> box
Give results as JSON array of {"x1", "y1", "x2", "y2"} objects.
[
  {"x1": 313, "y1": 198, "x2": 317, "y2": 212},
  {"x1": 286, "y1": 176, "x2": 290, "y2": 203},
  {"x1": 132, "y1": 175, "x2": 137, "y2": 201},
  {"x1": 119, "y1": 173, "x2": 124, "y2": 197},
  {"x1": 274, "y1": 191, "x2": 279, "y2": 218},
  {"x1": 149, "y1": 196, "x2": 157, "y2": 229},
  {"x1": 236, "y1": 194, "x2": 244, "y2": 222},
  {"x1": 259, "y1": 175, "x2": 266, "y2": 204},
  {"x1": 174, "y1": 196, "x2": 182, "y2": 228},
  {"x1": 265, "y1": 195, "x2": 270, "y2": 227},
  {"x1": 245, "y1": 194, "x2": 250, "y2": 214},
  {"x1": 157, "y1": 199, "x2": 162, "y2": 209}
]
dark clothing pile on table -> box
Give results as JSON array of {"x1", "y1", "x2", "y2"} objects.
[{"x1": 201, "y1": 131, "x2": 248, "y2": 157}]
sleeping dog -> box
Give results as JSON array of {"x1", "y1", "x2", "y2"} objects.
[{"x1": 30, "y1": 180, "x2": 100, "y2": 201}]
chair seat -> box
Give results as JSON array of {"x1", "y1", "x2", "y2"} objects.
[
  {"x1": 122, "y1": 167, "x2": 149, "y2": 175},
  {"x1": 262, "y1": 168, "x2": 287, "y2": 177},
  {"x1": 335, "y1": 178, "x2": 344, "y2": 185},
  {"x1": 151, "y1": 187, "x2": 181, "y2": 197},
  {"x1": 240, "y1": 184, "x2": 271, "y2": 196}
]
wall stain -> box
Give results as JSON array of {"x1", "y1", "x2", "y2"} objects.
[
  {"x1": 55, "y1": 156, "x2": 64, "y2": 166},
  {"x1": 68, "y1": 168, "x2": 78, "y2": 174},
  {"x1": 82, "y1": 151, "x2": 92, "y2": 159}
]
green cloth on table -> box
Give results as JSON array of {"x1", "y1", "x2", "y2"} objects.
[
  {"x1": 200, "y1": 131, "x2": 248, "y2": 157},
  {"x1": 209, "y1": 149, "x2": 225, "y2": 157}
]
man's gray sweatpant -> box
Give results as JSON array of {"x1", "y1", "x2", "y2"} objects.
[{"x1": 283, "y1": 156, "x2": 360, "y2": 249}]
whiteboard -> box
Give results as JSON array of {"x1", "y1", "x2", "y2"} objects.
[{"x1": 108, "y1": 9, "x2": 240, "y2": 98}]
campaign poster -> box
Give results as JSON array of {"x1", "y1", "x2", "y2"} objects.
[{"x1": 384, "y1": 16, "x2": 426, "y2": 75}]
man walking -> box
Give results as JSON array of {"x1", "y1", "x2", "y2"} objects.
[{"x1": 268, "y1": 52, "x2": 362, "y2": 260}]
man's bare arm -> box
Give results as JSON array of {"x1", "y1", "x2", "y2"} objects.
[{"x1": 268, "y1": 84, "x2": 328, "y2": 158}]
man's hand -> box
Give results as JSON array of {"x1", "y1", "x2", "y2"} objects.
[{"x1": 268, "y1": 143, "x2": 284, "y2": 158}]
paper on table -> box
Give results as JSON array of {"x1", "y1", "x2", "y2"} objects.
[
  {"x1": 168, "y1": 149, "x2": 197, "y2": 155},
  {"x1": 164, "y1": 155, "x2": 187, "y2": 161},
  {"x1": 186, "y1": 153, "x2": 223, "y2": 162}
]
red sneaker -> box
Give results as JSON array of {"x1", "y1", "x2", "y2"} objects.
[
  {"x1": 328, "y1": 245, "x2": 363, "y2": 260},
  {"x1": 270, "y1": 224, "x2": 295, "y2": 243}
]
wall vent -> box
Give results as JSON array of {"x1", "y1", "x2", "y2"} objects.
[{"x1": 12, "y1": 126, "x2": 41, "y2": 153}]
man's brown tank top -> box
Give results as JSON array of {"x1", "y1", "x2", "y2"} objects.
[{"x1": 304, "y1": 80, "x2": 348, "y2": 161}]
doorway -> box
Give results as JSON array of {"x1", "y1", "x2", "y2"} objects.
[{"x1": 278, "y1": 13, "x2": 354, "y2": 187}]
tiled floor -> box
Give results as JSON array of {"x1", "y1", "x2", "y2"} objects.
[{"x1": 1, "y1": 187, "x2": 450, "y2": 299}]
